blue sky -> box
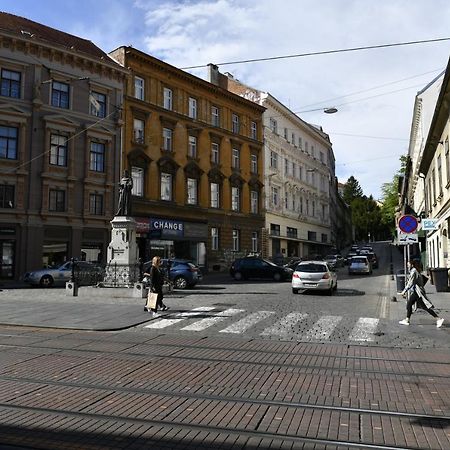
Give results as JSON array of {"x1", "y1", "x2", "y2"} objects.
[{"x1": 2, "y1": 0, "x2": 450, "y2": 199}]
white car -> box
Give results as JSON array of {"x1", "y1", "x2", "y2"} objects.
[
  {"x1": 348, "y1": 256, "x2": 372, "y2": 275},
  {"x1": 292, "y1": 261, "x2": 338, "y2": 295}
]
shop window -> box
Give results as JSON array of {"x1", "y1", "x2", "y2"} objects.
[
  {"x1": 49, "y1": 189, "x2": 66, "y2": 212},
  {"x1": 42, "y1": 242, "x2": 67, "y2": 267},
  {"x1": 51, "y1": 81, "x2": 69, "y2": 108},
  {"x1": 1, "y1": 69, "x2": 21, "y2": 98},
  {"x1": 132, "y1": 166, "x2": 144, "y2": 197},
  {"x1": 211, "y1": 227, "x2": 219, "y2": 251},
  {"x1": 89, "y1": 193, "x2": 103, "y2": 215},
  {"x1": 50, "y1": 134, "x2": 68, "y2": 166},
  {"x1": 0, "y1": 240, "x2": 14, "y2": 278},
  {"x1": 0, "y1": 184, "x2": 14, "y2": 208},
  {"x1": 90, "y1": 142, "x2": 105, "y2": 172},
  {"x1": 81, "y1": 244, "x2": 103, "y2": 263},
  {"x1": 161, "y1": 172, "x2": 172, "y2": 201},
  {"x1": 0, "y1": 126, "x2": 18, "y2": 160}
]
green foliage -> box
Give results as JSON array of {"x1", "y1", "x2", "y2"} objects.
[
  {"x1": 350, "y1": 195, "x2": 384, "y2": 241},
  {"x1": 343, "y1": 176, "x2": 363, "y2": 204}
]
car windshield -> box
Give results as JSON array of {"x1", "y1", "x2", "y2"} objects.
[
  {"x1": 324, "y1": 255, "x2": 336, "y2": 260},
  {"x1": 297, "y1": 263, "x2": 327, "y2": 273},
  {"x1": 352, "y1": 257, "x2": 367, "y2": 263}
]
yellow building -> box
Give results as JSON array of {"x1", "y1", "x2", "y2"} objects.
[{"x1": 109, "y1": 47, "x2": 265, "y2": 271}]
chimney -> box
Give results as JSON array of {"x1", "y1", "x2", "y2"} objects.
[{"x1": 207, "y1": 63, "x2": 220, "y2": 86}]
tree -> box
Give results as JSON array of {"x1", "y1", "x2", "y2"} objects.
[{"x1": 343, "y1": 176, "x2": 363, "y2": 204}]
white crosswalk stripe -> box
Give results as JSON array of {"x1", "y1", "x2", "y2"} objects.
[
  {"x1": 304, "y1": 315, "x2": 342, "y2": 340},
  {"x1": 260, "y1": 312, "x2": 308, "y2": 337},
  {"x1": 143, "y1": 306, "x2": 215, "y2": 329},
  {"x1": 220, "y1": 311, "x2": 275, "y2": 334},
  {"x1": 348, "y1": 317, "x2": 379, "y2": 342},
  {"x1": 181, "y1": 308, "x2": 244, "y2": 331}
]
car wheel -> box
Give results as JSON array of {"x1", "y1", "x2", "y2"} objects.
[
  {"x1": 273, "y1": 272, "x2": 282, "y2": 282},
  {"x1": 40, "y1": 275, "x2": 54, "y2": 287},
  {"x1": 333, "y1": 282, "x2": 338, "y2": 291},
  {"x1": 174, "y1": 276, "x2": 188, "y2": 289},
  {"x1": 292, "y1": 288, "x2": 299, "y2": 294},
  {"x1": 327, "y1": 286, "x2": 333, "y2": 296},
  {"x1": 233, "y1": 271, "x2": 243, "y2": 281}
]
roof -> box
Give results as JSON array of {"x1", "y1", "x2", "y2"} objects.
[{"x1": 0, "y1": 11, "x2": 109, "y2": 60}]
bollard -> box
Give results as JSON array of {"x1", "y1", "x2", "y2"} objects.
[{"x1": 66, "y1": 281, "x2": 79, "y2": 296}]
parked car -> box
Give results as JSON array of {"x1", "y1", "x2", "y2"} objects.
[
  {"x1": 366, "y1": 252, "x2": 378, "y2": 269},
  {"x1": 283, "y1": 258, "x2": 303, "y2": 271},
  {"x1": 292, "y1": 261, "x2": 337, "y2": 295},
  {"x1": 324, "y1": 254, "x2": 344, "y2": 269},
  {"x1": 145, "y1": 258, "x2": 202, "y2": 289},
  {"x1": 348, "y1": 256, "x2": 372, "y2": 275},
  {"x1": 230, "y1": 257, "x2": 293, "y2": 281},
  {"x1": 23, "y1": 260, "x2": 104, "y2": 287}
]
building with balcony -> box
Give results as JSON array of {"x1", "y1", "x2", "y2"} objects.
[
  {"x1": 219, "y1": 72, "x2": 335, "y2": 260},
  {"x1": 0, "y1": 12, "x2": 126, "y2": 281},
  {"x1": 108, "y1": 48, "x2": 265, "y2": 271}
]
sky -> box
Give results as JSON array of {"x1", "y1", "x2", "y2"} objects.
[{"x1": 2, "y1": 0, "x2": 450, "y2": 199}]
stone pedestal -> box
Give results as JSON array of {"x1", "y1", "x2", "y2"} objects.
[{"x1": 103, "y1": 216, "x2": 139, "y2": 287}]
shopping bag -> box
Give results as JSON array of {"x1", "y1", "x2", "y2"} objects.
[{"x1": 146, "y1": 292, "x2": 158, "y2": 309}]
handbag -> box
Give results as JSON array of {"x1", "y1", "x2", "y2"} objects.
[
  {"x1": 146, "y1": 292, "x2": 158, "y2": 309},
  {"x1": 421, "y1": 274, "x2": 429, "y2": 286}
]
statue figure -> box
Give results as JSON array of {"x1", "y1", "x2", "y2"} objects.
[{"x1": 116, "y1": 170, "x2": 133, "y2": 216}]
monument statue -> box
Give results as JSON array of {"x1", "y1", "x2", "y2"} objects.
[{"x1": 116, "y1": 170, "x2": 133, "y2": 216}]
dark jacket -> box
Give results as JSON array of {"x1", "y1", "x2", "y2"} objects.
[{"x1": 150, "y1": 265, "x2": 164, "y2": 293}]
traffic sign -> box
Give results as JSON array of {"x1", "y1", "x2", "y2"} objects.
[
  {"x1": 398, "y1": 215, "x2": 418, "y2": 233},
  {"x1": 398, "y1": 231, "x2": 418, "y2": 245}
]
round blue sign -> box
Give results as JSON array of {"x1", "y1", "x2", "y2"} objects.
[{"x1": 398, "y1": 215, "x2": 418, "y2": 233}]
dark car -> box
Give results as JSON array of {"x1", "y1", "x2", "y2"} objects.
[
  {"x1": 144, "y1": 258, "x2": 202, "y2": 289},
  {"x1": 366, "y1": 252, "x2": 378, "y2": 269},
  {"x1": 230, "y1": 257, "x2": 293, "y2": 281}
]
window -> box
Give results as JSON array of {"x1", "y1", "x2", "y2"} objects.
[
  {"x1": 251, "y1": 154, "x2": 258, "y2": 173},
  {"x1": 231, "y1": 186, "x2": 240, "y2": 211},
  {"x1": 298, "y1": 136, "x2": 303, "y2": 149},
  {"x1": 1, "y1": 69, "x2": 21, "y2": 98},
  {"x1": 292, "y1": 162, "x2": 297, "y2": 178},
  {"x1": 90, "y1": 142, "x2": 105, "y2": 172},
  {"x1": 51, "y1": 81, "x2": 69, "y2": 108},
  {"x1": 321, "y1": 233, "x2": 328, "y2": 243},
  {"x1": 211, "y1": 227, "x2": 219, "y2": 251},
  {"x1": 438, "y1": 155, "x2": 443, "y2": 197},
  {"x1": 49, "y1": 189, "x2": 65, "y2": 212},
  {"x1": 312, "y1": 200, "x2": 316, "y2": 217},
  {"x1": 251, "y1": 231, "x2": 258, "y2": 252},
  {"x1": 163, "y1": 87, "x2": 172, "y2": 110},
  {"x1": 232, "y1": 229, "x2": 240, "y2": 251},
  {"x1": 50, "y1": 134, "x2": 67, "y2": 166},
  {"x1": 269, "y1": 118, "x2": 277, "y2": 134},
  {"x1": 284, "y1": 127, "x2": 288, "y2": 140},
  {"x1": 188, "y1": 97, "x2": 197, "y2": 119},
  {"x1": 188, "y1": 135, "x2": 197, "y2": 158},
  {"x1": 187, "y1": 178, "x2": 197, "y2": 205},
  {"x1": 0, "y1": 184, "x2": 14, "y2": 208},
  {"x1": 250, "y1": 121, "x2": 257, "y2": 139},
  {"x1": 134, "y1": 76, "x2": 144, "y2": 100},
  {"x1": 284, "y1": 159, "x2": 289, "y2": 176},
  {"x1": 250, "y1": 190, "x2": 258, "y2": 213},
  {"x1": 320, "y1": 151, "x2": 324, "y2": 163},
  {"x1": 270, "y1": 151, "x2": 278, "y2": 169},
  {"x1": 0, "y1": 126, "x2": 18, "y2": 159},
  {"x1": 285, "y1": 193, "x2": 289, "y2": 209},
  {"x1": 232, "y1": 148, "x2": 240, "y2": 169},
  {"x1": 311, "y1": 145, "x2": 315, "y2": 158},
  {"x1": 90, "y1": 91, "x2": 106, "y2": 118},
  {"x1": 163, "y1": 128, "x2": 173, "y2": 151},
  {"x1": 271, "y1": 186, "x2": 279, "y2": 206},
  {"x1": 89, "y1": 193, "x2": 103, "y2": 215},
  {"x1": 210, "y1": 182, "x2": 219, "y2": 208},
  {"x1": 445, "y1": 137, "x2": 450, "y2": 185},
  {"x1": 305, "y1": 141, "x2": 309, "y2": 153},
  {"x1": 160, "y1": 172, "x2": 172, "y2": 201},
  {"x1": 131, "y1": 166, "x2": 144, "y2": 197},
  {"x1": 270, "y1": 224, "x2": 280, "y2": 236},
  {"x1": 211, "y1": 142, "x2": 220, "y2": 164},
  {"x1": 232, "y1": 113, "x2": 239, "y2": 133},
  {"x1": 211, "y1": 105, "x2": 220, "y2": 126},
  {"x1": 432, "y1": 168, "x2": 436, "y2": 203},
  {"x1": 287, "y1": 227, "x2": 297, "y2": 238},
  {"x1": 308, "y1": 231, "x2": 317, "y2": 241},
  {"x1": 133, "y1": 119, "x2": 145, "y2": 143},
  {"x1": 291, "y1": 132, "x2": 295, "y2": 146}
]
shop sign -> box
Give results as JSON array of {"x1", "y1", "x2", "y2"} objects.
[
  {"x1": 150, "y1": 219, "x2": 184, "y2": 237},
  {"x1": 421, "y1": 218, "x2": 438, "y2": 231}
]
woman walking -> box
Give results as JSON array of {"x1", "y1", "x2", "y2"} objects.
[
  {"x1": 399, "y1": 260, "x2": 444, "y2": 327},
  {"x1": 144, "y1": 256, "x2": 169, "y2": 315}
]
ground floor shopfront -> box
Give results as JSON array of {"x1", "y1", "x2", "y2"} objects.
[{"x1": 0, "y1": 221, "x2": 109, "y2": 282}]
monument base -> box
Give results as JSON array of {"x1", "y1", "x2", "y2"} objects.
[{"x1": 102, "y1": 263, "x2": 140, "y2": 288}]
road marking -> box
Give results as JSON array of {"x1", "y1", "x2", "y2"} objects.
[
  {"x1": 304, "y1": 315, "x2": 342, "y2": 340},
  {"x1": 260, "y1": 312, "x2": 308, "y2": 337},
  {"x1": 143, "y1": 307, "x2": 215, "y2": 329},
  {"x1": 220, "y1": 311, "x2": 275, "y2": 334},
  {"x1": 180, "y1": 308, "x2": 244, "y2": 331},
  {"x1": 349, "y1": 317, "x2": 379, "y2": 341}
]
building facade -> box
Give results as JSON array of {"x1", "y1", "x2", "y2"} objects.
[
  {"x1": 108, "y1": 48, "x2": 265, "y2": 271},
  {"x1": 0, "y1": 13, "x2": 126, "y2": 281},
  {"x1": 223, "y1": 75, "x2": 335, "y2": 260}
]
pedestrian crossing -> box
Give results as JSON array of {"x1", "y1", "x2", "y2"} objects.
[{"x1": 143, "y1": 307, "x2": 381, "y2": 342}]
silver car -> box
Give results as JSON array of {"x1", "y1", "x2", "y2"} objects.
[
  {"x1": 24, "y1": 261, "x2": 103, "y2": 287},
  {"x1": 292, "y1": 261, "x2": 337, "y2": 295},
  {"x1": 348, "y1": 256, "x2": 372, "y2": 275}
]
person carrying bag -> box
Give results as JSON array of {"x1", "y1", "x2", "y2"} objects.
[{"x1": 143, "y1": 256, "x2": 169, "y2": 315}]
